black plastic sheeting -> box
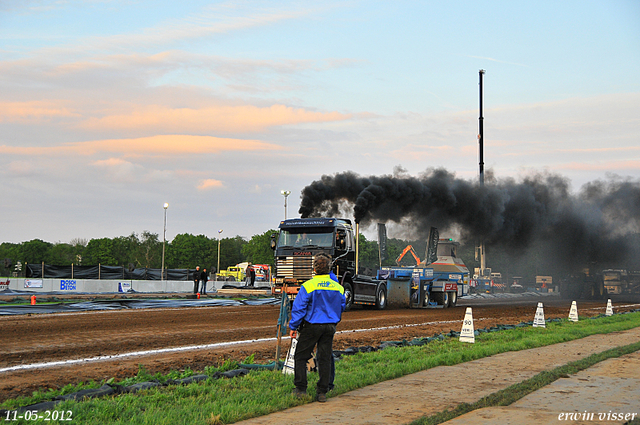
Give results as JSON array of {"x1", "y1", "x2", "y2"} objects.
[
  {"x1": 0, "y1": 369, "x2": 251, "y2": 415},
  {"x1": 25, "y1": 264, "x2": 198, "y2": 281},
  {"x1": 0, "y1": 294, "x2": 280, "y2": 316}
]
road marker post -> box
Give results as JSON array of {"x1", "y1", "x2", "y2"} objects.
[
  {"x1": 568, "y1": 301, "x2": 579, "y2": 322},
  {"x1": 605, "y1": 299, "x2": 613, "y2": 316},
  {"x1": 533, "y1": 302, "x2": 546, "y2": 328},
  {"x1": 459, "y1": 307, "x2": 475, "y2": 343}
]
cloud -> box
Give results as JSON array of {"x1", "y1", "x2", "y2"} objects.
[
  {"x1": 467, "y1": 55, "x2": 528, "y2": 67},
  {"x1": 197, "y1": 179, "x2": 224, "y2": 190},
  {"x1": 80, "y1": 104, "x2": 351, "y2": 133},
  {"x1": 0, "y1": 101, "x2": 79, "y2": 122},
  {"x1": 0, "y1": 134, "x2": 282, "y2": 157},
  {"x1": 389, "y1": 143, "x2": 456, "y2": 161},
  {"x1": 562, "y1": 159, "x2": 640, "y2": 172}
]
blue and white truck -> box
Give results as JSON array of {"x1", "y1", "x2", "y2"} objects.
[{"x1": 270, "y1": 217, "x2": 469, "y2": 310}]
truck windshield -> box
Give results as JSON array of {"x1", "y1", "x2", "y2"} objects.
[{"x1": 277, "y1": 228, "x2": 335, "y2": 248}]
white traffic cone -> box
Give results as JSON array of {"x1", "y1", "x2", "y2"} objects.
[
  {"x1": 605, "y1": 299, "x2": 613, "y2": 316},
  {"x1": 568, "y1": 301, "x2": 579, "y2": 322},
  {"x1": 533, "y1": 302, "x2": 546, "y2": 328},
  {"x1": 459, "y1": 307, "x2": 475, "y2": 343}
]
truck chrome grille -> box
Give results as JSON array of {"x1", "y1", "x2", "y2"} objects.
[{"x1": 276, "y1": 256, "x2": 314, "y2": 281}]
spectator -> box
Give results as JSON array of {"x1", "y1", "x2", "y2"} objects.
[
  {"x1": 193, "y1": 266, "x2": 201, "y2": 294},
  {"x1": 200, "y1": 268, "x2": 208, "y2": 295},
  {"x1": 289, "y1": 253, "x2": 345, "y2": 402}
]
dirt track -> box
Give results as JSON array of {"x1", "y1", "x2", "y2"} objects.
[{"x1": 0, "y1": 296, "x2": 630, "y2": 403}]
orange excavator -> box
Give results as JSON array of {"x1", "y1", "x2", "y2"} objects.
[{"x1": 395, "y1": 245, "x2": 421, "y2": 266}]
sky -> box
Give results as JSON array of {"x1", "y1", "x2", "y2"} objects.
[{"x1": 1, "y1": 0, "x2": 639, "y2": 245}]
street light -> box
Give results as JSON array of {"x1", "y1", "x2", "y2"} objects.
[
  {"x1": 161, "y1": 203, "x2": 168, "y2": 281},
  {"x1": 281, "y1": 190, "x2": 291, "y2": 220},
  {"x1": 216, "y1": 229, "x2": 223, "y2": 281}
]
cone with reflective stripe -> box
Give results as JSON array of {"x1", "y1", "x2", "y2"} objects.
[
  {"x1": 459, "y1": 307, "x2": 475, "y2": 343},
  {"x1": 568, "y1": 301, "x2": 579, "y2": 322},
  {"x1": 533, "y1": 302, "x2": 546, "y2": 328},
  {"x1": 605, "y1": 299, "x2": 613, "y2": 316}
]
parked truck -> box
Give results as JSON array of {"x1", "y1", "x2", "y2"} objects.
[
  {"x1": 217, "y1": 265, "x2": 246, "y2": 282},
  {"x1": 602, "y1": 269, "x2": 640, "y2": 295},
  {"x1": 270, "y1": 217, "x2": 469, "y2": 310},
  {"x1": 558, "y1": 266, "x2": 605, "y2": 300}
]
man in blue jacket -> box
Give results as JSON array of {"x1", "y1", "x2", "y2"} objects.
[{"x1": 289, "y1": 253, "x2": 345, "y2": 402}]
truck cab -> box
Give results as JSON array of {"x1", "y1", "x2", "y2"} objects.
[{"x1": 271, "y1": 218, "x2": 355, "y2": 296}]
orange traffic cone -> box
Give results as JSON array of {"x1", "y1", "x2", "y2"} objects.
[{"x1": 31, "y1": 295, "x2": 36, "y2": 305}]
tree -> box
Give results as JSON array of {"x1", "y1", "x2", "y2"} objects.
[
  {"x1": 48, "y1": 242, "x2": 78, "y2": 265},
  {"x1": 242, "y1": 230, "x2": 278, "y2": 267},
  {"x1": 219, "y1": 236, "x2": 248, "y2": 270},
  {"x1": 167, "y1": 233, "x2": 216, "y2": 269},
  {"x1": 84, "y1": 238, "x2": 117, "y2": 265},
  {"x1": 111, "y1": 233, "x2": 140, "y2": 267},
  {"x1": 21, "y1": 239, "x2": 53, "y2": 264},
  {"x1": 357, "y1": 234, "x2": 380, "y2": 272},
  {"x1": 136, "y1": 231, "x2": 161, "y2": 268}
]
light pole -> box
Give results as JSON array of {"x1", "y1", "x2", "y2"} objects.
[
  {"x1": 216, "y1": 229, "x2": 223, "y2": 281},
  {"x1": 281, "y1": 190, "x2": 291, "y2": 220},
  {"x1": 161, "y1": 203, "x2": 168, "y2": 281}
]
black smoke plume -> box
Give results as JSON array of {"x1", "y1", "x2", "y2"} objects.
[{"x1": 299, "y1": 168, "x2": 640, "y2": 272}]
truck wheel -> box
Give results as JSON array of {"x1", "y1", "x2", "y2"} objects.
[
  {"x1": 448, "y1": 291, "x2": 457, "y2": 307},
  {"x1": 423, "y1": 290, "x2": 430, "y2": 307},
  {"x1": 343, "y1": 282, "x2": 354, "y2": 311},
  {"x1": 375, "y1": 285, "x2": 387, "y2": 310},
  {"x1": 228, "y1": 276, "x2": 236, "y2": 282},
  {"x1": 434, "y1": 292, "x2": 449, "y2": 308}
]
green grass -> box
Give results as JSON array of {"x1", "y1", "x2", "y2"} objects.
[{"x1": 1, "y1": 312, "x2": 639, "y2": 424}]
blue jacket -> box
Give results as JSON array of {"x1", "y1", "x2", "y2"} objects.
[{"x1": 289, "y1": 274, "x2": 345, "y2": 331}]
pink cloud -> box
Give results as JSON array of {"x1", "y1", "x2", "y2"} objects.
[
  {"x1": 0, "y1": 101, "x2": 79, "y2": 122},
  {"x1": 80, "y1": 104, "x2": 351, "y2": 133},
  {"x1": 197, "y1": 179, "x2": 224, "y2": 190},
  {"x1": 0, "y1": 134, "x2": 281, "y2": 157}
]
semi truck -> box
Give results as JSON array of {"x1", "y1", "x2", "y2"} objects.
[
  {"x1": 558, "y1": 267, "x2": 606, "y2": 300},
  {"x1": 602, "y1": 269, "x2": 640, "y2": 295},
  {"x1": 270, "y1": 217, "x2": 469, "y2": 310}
]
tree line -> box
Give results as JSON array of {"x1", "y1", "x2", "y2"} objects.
[
  {"x1": 0, "y1": 230, "x2": 472, "y2": 277},
  {"x1": 0, "y1": 231, "x2": 276, "y2": 276},
  {"x1": 3, "y1": 229, "x2": 591, "y2": 286}
]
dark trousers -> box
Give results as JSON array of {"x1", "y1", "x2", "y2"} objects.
[
  {"x1": 294, "y1": 323, "x2": 336, "y2": 395},
  {"x1": 193, "y1": 281, "x2": 199, "y2": 294}
]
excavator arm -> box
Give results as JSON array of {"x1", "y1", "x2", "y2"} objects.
[{"x1": 396, "y1": 245, "x2": 421, "y2": 266}]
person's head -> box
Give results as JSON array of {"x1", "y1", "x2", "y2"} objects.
[
  {"x1": 196, "y1": 266, "x2": 200, "y2": 270},
  {"x1": 313, "y1": 253, "x2": 331, "y2": 275}
]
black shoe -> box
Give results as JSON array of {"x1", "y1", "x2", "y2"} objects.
[
  {"x1": 316, "y1": 393, "x2": 327, "y2": 403},
  {"x1": 292, "y1": 388, "x2": 307, "y2": 398}
]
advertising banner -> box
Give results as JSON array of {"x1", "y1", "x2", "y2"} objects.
[
  {"x1": 60, "y1": 280, "x2": 77, "y2": 291},
  {"x1": 118, "y1": 281, "x2": 132, "y2": 292},
  {"x1": 24, "y1": 279, "x2": 43, "y2": 288}
]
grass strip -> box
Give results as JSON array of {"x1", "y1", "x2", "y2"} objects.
[
  {"x1": 410, "y1": 340, "x2": 640, "y2": 425},
  {"x1": 1, "y1": 312, "x2": 639, "y2": 424}
]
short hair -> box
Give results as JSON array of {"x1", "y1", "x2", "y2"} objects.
[{"x1": 314, "y1": 254, "x2": 331, "y2": 275}]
